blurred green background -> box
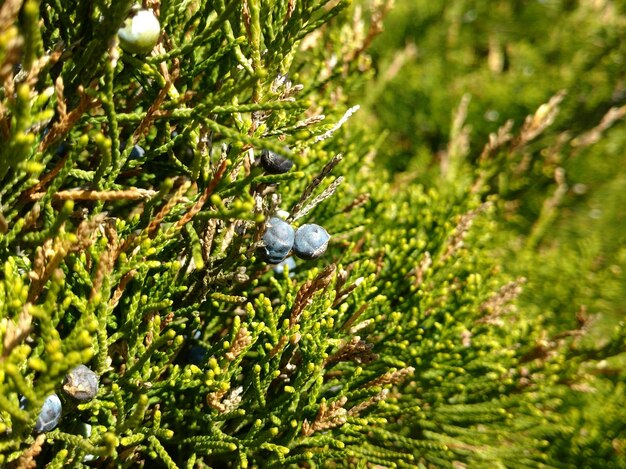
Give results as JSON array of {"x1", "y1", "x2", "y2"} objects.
[
  {"x1": 358, "y1": 0, "x2": 626, "y2": 340},
  {"x1": 355, "y1": 1, "x2": 626, "y2": 461}
]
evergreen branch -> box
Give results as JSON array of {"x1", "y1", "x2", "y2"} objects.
[
  {"x1": 148, "y1": 435, "x2": 179, "y2": 469},
  {"x1": 175, "y1": 159, "x2": 228, "y2": 229},
  {"x1": 147, "y1": 1, "x2": 240, "y2": 64}
]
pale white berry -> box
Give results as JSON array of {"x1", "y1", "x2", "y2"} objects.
[{"x1": 118, "y1": 8, "x2": 161, "y2": 55}]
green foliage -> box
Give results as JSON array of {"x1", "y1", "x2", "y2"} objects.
[
  {"x1": 0, "y1": 1, "x2": 624, "y2": 468},
  {"x1": 366, "y1": 1, "x2": 626, "y2": 168},
  {"x1": 360, "y1": 0, "x2": 626, "y2": 466}
]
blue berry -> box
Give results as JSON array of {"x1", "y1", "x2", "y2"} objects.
[
  {"x1": 293, "y1": 224, "x2": 330, "y2": 260},
  {"x1": 273, "y1": 256, "x2": 296, "y2": 276},
  {"x1": 63, "y1": 365, "x2": 99, "y2": 401},
  {"x1": 35, "y1": 394, "x2": 62, "y2": 433},
  {"x1": 55, "y1": 142, "x2": 69, "y2": 156},
  {"x1": 186, "y1": 344, "x2": 208, "y2": 365},
  {"x1": 120, "y1": 141, "x2": 145, "y2": 159},
  {"x1": 261, "y1": 217, "x2": 295, "y2": 264},
  {"x1": 260, "y1": 149, "x2": 293, "y2": 174},
  {"x1": 129, "y1": 144, "x2": 145, "y2": 159}
]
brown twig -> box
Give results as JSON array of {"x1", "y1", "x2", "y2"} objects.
[
  {"x1": 290, "y1": 264, "x2": 336, "y2": 327},
  {"x1": 341, "y1": 193, "x2": 370, "y2": 213},
  {"x1": 136, "y1": 43, "x2": 180, "y2": 140},
  {"x1": 340, "y1": 302, "x2": 369, "y2": 333},
  {"x1": 513, "y1": 90, "x2": 567, "y2": 149},
  {"x1": 29, "y1": 188, "x2": 156, "y2": 201},
  {"x1": 348, "y1": 388, "x2": 389, "y2": 417},
  {"x1": 225, "y1": 327, "x2": 252, "y2": 361},
  {"x1": 91, "y1": 221, "x2": 119, "y2": 299},
  {"x1": 364, "y1": 366, "x2": 415, "y2": 389},
  {"x1": 325, "y1": 337, "x2": 378, "y2": 365},
  {"x1": 21, "y1": 155, "x2": 69, "y2": 202},
  {"x1": 2, "y1": 306, "x2": 33, "y2": 359},
  {"x1": 146, "y1": 180, "x2": 192, "y2": 236},
  {"x1": 175, "y1": 159, "x2": 228, "y2": 229},
  {"x1": 39, "y1": 84, "x2": 99, "y2": 154},
  {"x1": 27, "y1": 214, "x2": 106, "y2": 303},
  {"x1": 110, "y1": 269, "x2": 138, "y2": 308},
  {"x1": 302, "y1": 397, "x2": 348, "y2": 436},
  {"x1": 11, "y1": 433, "x2": 46, "y2": 469},
  {"x1": 571, "y1": 103, "x2": 626, "y2": 150},
  {"x1": 476, "y1": 277, "x2": 527, "y2": 326},
  {"x1": 439, "y1": 203, "x2": 491, "y2": 264}
]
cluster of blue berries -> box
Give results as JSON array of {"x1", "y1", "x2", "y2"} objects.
[
  {"x1": 262, "y1": 217, "x2": 330, "y2": 265},
  {"x1": 27, "y1": 365, "x2": 99, "y2": 434},
  {"x1": 257, "y1": 148, "x2": 331, "y2": 267}
]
